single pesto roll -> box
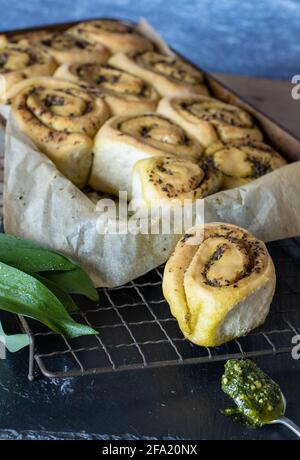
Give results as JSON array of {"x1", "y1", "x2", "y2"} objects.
[
  {"x1": 39, "y1": 32, "x2": 110, "y2": 65},
  {"x1": 67, "y1": 19, "x2": 154, "y2": 53},
  {"x1": 11, "y1": 77, "x2": 110, "y2": 188},
  {"x1": 54, "y1": 62, "x2": 159, "y2": 115},
  {"x1": 205, "y1": 139, "x2": 287, "y2": 189},
  {"x1": 163, "y1": 223, "x2": 276, "y2": 347},
  {"x1": 158, "y1": 96, "x2": 263, "y2": 147},
  {"x1": 0, "y1": 43, "x2": 57, "y2": 103},
  {"x1": 0, "y1": 30, "x2": 54, "y2": 47},
  {"x1": 89, "y1": 113, "x2": 204, "y2": 198},
  {"x1": 132, "y1": 156, "x2": 222, "y2": 207},
  {"x1": 109, "y1": 50, "x2": 209, "y2": 97}
]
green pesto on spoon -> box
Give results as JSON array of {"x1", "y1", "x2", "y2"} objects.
[{"x1": 221, "y1": 359, "x2": 300, "y2": 438}]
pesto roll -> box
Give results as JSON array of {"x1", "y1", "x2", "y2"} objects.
[
  {"x1": 11, "y1": 77, "x2": 110, "y2": 188},
  {"x1": 89, "y1": 113, "x2": 204, "y2": 198},
  {"x1": 205, "y1": 139, "x2": 287, "y2": 189},
  {"x1": 0, "y1": 43, "x2": 57, "y2": 103},
  {"x1": 54, "y1": 62, "x2": 159, "y2": 115},
  {"x1": 109, "y1": 50, "x2": 209, "y2": 97},
  {"x1": 132, "y1": 157, "x2": 222, "y2": 207},
  {"x1": 0, "y1": 30, "x2": 54, "y2": 47},
  {"x1": 163, "y1": 223, "x2": 276, "y2": 347},
  {"x1": 158, "y1": 96, "x2": 263, "y2": 147},
  {"x1": 39, "y1": 32, "x2": 110, "y2": 65},
  {"x1": 67, "y1": 19, "x2": 154, "y2": 53}
]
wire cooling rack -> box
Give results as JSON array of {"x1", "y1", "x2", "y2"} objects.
[
  {"x1": 0, "y1": 121, "x2": 299, "y2": 380},
  {"x1": 16, "y1": 237, "x2": 300, "y2": 380},
  {"x1": 0, "y1": 127, "x2": 299, "y2": 380}
]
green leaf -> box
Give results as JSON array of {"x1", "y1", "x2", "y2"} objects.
[
  {"x1": 0, "y1": 234, "x2": 75, "y2": 273},
  {"x1": 0, "y1": 262, "x2": 97, "y2": 339},
  {"x1": 0, "y1": 234, "x2": 99, "y2": 302},
  {"x1": 33, "y1": 274, "x2": 79, "y2": 314},
  {"x1": 0, "y1": 320, "x2": 30, "y2": 352},
  {"x1": 44, "y1": 267, "x2": 99, "y2": 302}
]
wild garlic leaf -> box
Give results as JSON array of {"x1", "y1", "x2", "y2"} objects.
[
  {"x1": 33, "y1": 274, "x2": 78, "y2": 314},
  {"x1": 0, "y1": 234, "x2": 75, "y2": 273},
  {"x1": 0, "y1": 320, "x2": 30, "y2": 352},
  {"x1": 44, "y1": 267, "x2": 99, "y2": 302},
  {"x1": 0, "y1": 234, "x2": 99, "y2": 302},
  {"x1": 0, "y1": 262, "x2": 97, "y2": 339}
]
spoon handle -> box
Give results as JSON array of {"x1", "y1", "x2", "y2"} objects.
[{"x1": 275, "y1": 416, "x2": 300, "y2": 438}]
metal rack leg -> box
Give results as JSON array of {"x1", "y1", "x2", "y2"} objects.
[
  {"x1": 28, "y1": 337, "x2": 35, "y2": 381},
  {"x1": 17, "y1": 315, "x2": 37, "y2": 381}
]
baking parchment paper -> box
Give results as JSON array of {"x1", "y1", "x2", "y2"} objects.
[{"x1": 3, "y1": 20, "x2": 300, "y2": 287}]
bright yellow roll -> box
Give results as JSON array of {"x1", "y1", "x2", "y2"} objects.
[
  {"x1": 109, "y1": 50, "x2": 209, "y2": 97},
  {"x1": 67, "y1": 19, "x2": 154, "y2": 53},
  {"x1": 89, "y1": 113, "x2": 204, "y2": 198},
  {"x1": 132, "y1": 157, "x2": 222, "y2": 207},
  {"x1": 205, "y1": 139, "x2": 287, "y2": 189},
  {"x1": 54, "y1": 62, "x2": 159, "y2": 115},
  {"x1": 158, "y1": 96, "x2": 263, "y2": 146},
  {"x1": 11, "y1": 77, "x2": 110, "y2": 188},
  {"x1": 163, "y1": 223, "x2": 276, "y2": 347}
]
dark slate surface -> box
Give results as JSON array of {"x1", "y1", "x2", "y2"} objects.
[
  {"x1": 0, "y1": 0, "x2": 299, "y2": 79},
  {"x1": 0, "y1": 343, "x2": 300, "y2": 440}
]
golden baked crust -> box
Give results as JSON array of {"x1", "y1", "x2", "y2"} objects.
[
  {"x1": 163, "y1": 223, "x2": 276, "y2": 346},
  {"x1": 132, "y1": 157, "x2": 222, "y2": 207},
  {"x1": 205, "y1": 139, "x2": 287, "y2": 189},
  {"x1": 55, "y1": 62, "x2": 159, "y2": 115},
  {"x1": 158, "y1": 96, "x2": 263, "y2": 146},
  {"x1": 109, "y1": 51, "x2": 209, "y2": 97},
  {"x1": 39, "y1": 33, "x2": 111, "y2": 64},
  {"x1": 89, "y1": 113, "x2": 204, "y2": 197},
  {"x1": 11, "y1": 77, "x2": 110, "y2": 188},
  {"x1": 0, "y1": 44, "x2": 57, "y2": 103},
  {"x1": 67, "y1": 19, "x2": 154, "y2": 53}
]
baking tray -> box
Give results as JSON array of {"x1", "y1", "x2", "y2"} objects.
[{"x1": 1, "y1": 18, "x2": 300, "y2": 380}]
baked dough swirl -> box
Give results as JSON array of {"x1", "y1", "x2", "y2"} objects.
[
  {"x1": 205, "y1": 140, "x2": 287, "y2": 189},
  {"x1": 163, "y1": 223, "x2": 276, "y2": 346},
  {"x1": 54, "y1": 62, "x2": 159, "y2": 115},
  {"x1": 67, "y1": 19, "x2": 154, "y2": 53},
  {"x1": 109, "y1": 50, "x2": 209, "y2": 97},
  {"x1": 0, "y1": 44, "x2": 57, "y2": 102},
  {"x1": 11, "y1": 77, "x2": 110, "y2": 188},
  {"x1": 39, "y1": 33, "x2": 110, "y2": 64},
  {"x1": 132, "y1": 157, "x2": 222, "y2": 207},
  {"x1": 158, "y1": 96, "x2": 263, "y2": 146},
  {"x1": 89, "y1": 113, "x2": 204, "y2": 197}
]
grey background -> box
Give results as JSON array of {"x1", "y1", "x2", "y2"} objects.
[{"x1": 0, "y1": 0, "x2": 299, "y2": 79}]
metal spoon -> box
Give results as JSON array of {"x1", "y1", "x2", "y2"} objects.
[{"x1": 270, "y1": 394, "x2": 300, "y2": 438}]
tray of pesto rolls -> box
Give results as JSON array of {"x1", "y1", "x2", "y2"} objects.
[{"x1": 0, "y1": 18, "x2": 300, "y2": 377}]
